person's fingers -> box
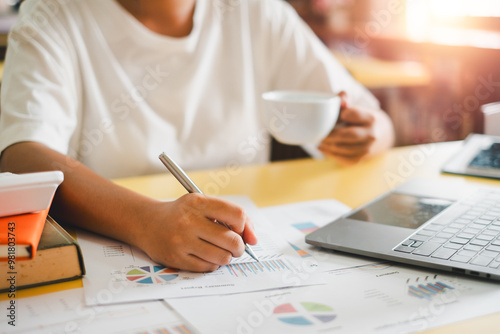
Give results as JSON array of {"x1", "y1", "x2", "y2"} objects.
[
  {"x1": 242, "y1": 217, "x2": 258, "y2": 246},
  {"x1": 167, "y1": 252, "x2": 221, "y2": 273},
  {"x1": 188, "y1": 234, "x2": 236, "y2": 265},
  {"x1": 145, "y1": 236, "x2": 223, "y2": 273},
  {"x1": 181, "y1": 194, "x2": 248, "y2": 236},
  {"x1": 318, "y1": 147, "x2": 365, "y2": 165},
  {"x1": 338, "y1": 107, "x2": 375, "y2": 126},
  {"x1": 147, "y1": 219, "x2": 240, "y2": 271},
  {"x1": 196, "y1": 220, "x2": 246, "y2": 258},
  {"x1": 318, "y1": 141, "x2": 371, "y2": 158},
  {"x1": 184, "y1": 255, "x2": 221, "y2": 272},
  {"x1": 337, "y1": 91, "x2": 349, "y2": 109},
  {"x1": 319, "y1": 125, "x2": 375, "y2": 163},
  {"x1": 311, "y1": 0, "x2": 335, "y2": 13},
  {"x1": 324, "y1": 126, "x2": 376, "y2": 145}
]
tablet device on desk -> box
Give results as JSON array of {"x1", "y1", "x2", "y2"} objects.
[
  {"x1": 0, "y1": 171, "x2": 64, "y2": 217},
  {"x1": 441, "y1": 133, "x2": 500, "y2": 179},
  {"x1": 306, "y1": 178, "x2": 500, "y2": 281}
]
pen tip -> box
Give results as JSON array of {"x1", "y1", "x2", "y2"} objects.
[{"x1": 245, "y1": 244, "x2": 260, "y2": 262}]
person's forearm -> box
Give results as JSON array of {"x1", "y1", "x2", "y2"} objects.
[
  {"x1": 0, "y1": 142, "x2": 154, "y2": 248},
  {"x1": 1, "y1": 142, "x2": 257, "y2": 272}
]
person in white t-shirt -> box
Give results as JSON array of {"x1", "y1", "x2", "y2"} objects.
[{"x1": 0, "y1": 0, "x2": 394, "y2": 272}]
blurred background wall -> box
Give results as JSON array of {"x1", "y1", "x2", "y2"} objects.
[{"x1": 287, "y1": 0, "x2": 500, "y2": 146}]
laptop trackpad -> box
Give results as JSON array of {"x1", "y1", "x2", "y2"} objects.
[{"x1": 308, "y1": 219, "x2": 413, "y2": 255}]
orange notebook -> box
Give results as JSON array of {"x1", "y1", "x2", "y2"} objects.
[
  {"x1": 0, "y1": 209, "x2": 49, "y2": 261},
  {"x1": 0, "y1": 215, "x2": 85, "y2": 292}
]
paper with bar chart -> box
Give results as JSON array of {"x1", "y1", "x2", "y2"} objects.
[
  {"x1": 260, "y1": 199, "x2": 376, "y2": 271},
  {"x1": 168, "y1": 262, "x2": 500, "y2": 334},
  {"x1": 78, "y1": 197, "x2": 325, "y2": 305}
]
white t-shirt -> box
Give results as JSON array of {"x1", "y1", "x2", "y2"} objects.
[{"x1": 0, "y1": 0, "x2": 378, "y2": 179}]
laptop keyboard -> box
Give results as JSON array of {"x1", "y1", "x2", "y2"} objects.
[
  {"x1": 468, "y1": 143, "x2": 500, "y2": 170},
  {"x1": 394, "y1": 189, "x2": 500, "y2": 269}
]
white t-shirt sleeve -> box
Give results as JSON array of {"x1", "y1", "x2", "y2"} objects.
[{"x1": 0, "y1": 2, "x2": 80, "y2": 157}]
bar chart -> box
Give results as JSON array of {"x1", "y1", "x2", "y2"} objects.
[
  {"x1": 225, "y1": 259, "x2": 291, "y2": 277},
  {"x1": 407, "y1": 280, "x2": 455, "y2": 299}
]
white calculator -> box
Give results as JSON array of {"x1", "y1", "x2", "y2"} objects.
[{"x1": 0, "y1": 171, "x2": 64, "y2": 217}]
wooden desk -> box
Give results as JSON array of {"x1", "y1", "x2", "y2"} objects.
[
  {"x1": 5, "y1": 141, "x2": 500, "y2": 332},
  {"x1": 114, "y1": 141, "x2": 486, "y2": 208}
]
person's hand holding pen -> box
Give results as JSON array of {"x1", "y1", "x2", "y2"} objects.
[
  {"x1": 138, "y1": 192, "x2": 258, "y2": 272},
  {"x1": 134, "y1": 153, "x2": 259, "y2": 273}
]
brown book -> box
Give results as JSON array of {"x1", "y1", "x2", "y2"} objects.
[{"x1": 0, "y1": 215, "x2": 85, "y2": 292}]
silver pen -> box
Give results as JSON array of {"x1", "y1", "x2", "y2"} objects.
[{"x1": 159, "y1": 152, "x2": 260, "y2": 262}]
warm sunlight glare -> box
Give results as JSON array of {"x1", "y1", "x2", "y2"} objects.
[
  {"x1": 406, "y1": 0, "x2": 431, "y2": 40},
  {"x1": 406, "y1": 0, "x2": 500, "y2": 42},
  {"x1": 430, "y1": 0, "x2": 500, "y2": 17}
]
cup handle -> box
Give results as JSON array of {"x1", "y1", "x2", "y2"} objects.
[{"x1": 301, "y1": 143, "x2": 324, "y2": 160}]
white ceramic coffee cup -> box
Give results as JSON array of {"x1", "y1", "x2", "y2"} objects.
[{"x1": 261, "y1": 90, "x2": 341, "y2": 145}]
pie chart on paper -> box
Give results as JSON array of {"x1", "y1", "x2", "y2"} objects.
[
  {"x1": 125, "y1": 265, "x2": 179, "y2": 284},
  {"x1": 273, "y1": 302, "x2": 337, "y2": 326}
]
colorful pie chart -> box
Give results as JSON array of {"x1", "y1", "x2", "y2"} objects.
[
  {"x1": 125, "y1": 265, "x2": 179, "y2": 284},
  {"x1": 273, "y1": 302, "x2": 337, "y2": 326}
]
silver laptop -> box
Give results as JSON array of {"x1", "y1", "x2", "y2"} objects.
[
  {"x1": 442, "y1": 133, "x2": 500, "y2": 179},
  {"x1": 306, "y1": 178, "x2": 500, "y2": 280}
]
